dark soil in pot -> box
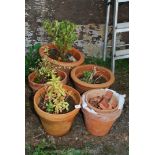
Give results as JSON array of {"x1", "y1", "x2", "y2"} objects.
[
  {"x1": 34, "y1": 76, "x2": 50, "y2": 84},
  {"x1": 38, "y1": 95, "x2": 75, "y2": 114},
  {"x1": 49, "y1": 48, "x2": 77, "y2": 62},
  {"x1": 79, "y1": 75, "x2": 107, "y2": 84},
  {"x1": 34, "y1": 73, "x2": 63, "y2": 84}
]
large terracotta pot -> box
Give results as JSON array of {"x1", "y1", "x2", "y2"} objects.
[
  {"x1": 71, "y1": 64, "x2": 115, "y2": 94},
  {"x1": 28, "y1": 70, "x2": 67, "y2": 92},
  {"x1": 34, "y1": 85, "x2": 82, "y2": 136},
  {"x1": 82, "y1": 89, "x2": 122, "y2": 136},
  {"x1": 39, "y1": 43, "x2": 85, "y2": 76}
]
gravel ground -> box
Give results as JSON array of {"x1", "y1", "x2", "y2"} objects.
[{"x1": 25, "y1": 60, "x2": 129, "y2": 155}]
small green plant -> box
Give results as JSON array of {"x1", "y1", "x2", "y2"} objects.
[
  {"x1": 80, "y1": 67, "x2": 97, "y2": 84},
  {"x1": 39, "y1": 73, "x2": 69, "y2": 114},
  {"x1": 26, "y1": 139, "x2": 89, "y2": 155},
  {"x1": 81, "y1": 71, "x2": 94, "y2": 84},
  {"x1": 25, "y1": 43, "x2": 41, "y2": 77},
  {"x1": 43, "y1": 19, "x2": 77, "y2": 59},
  {"x1": 32, "y1": 139, "x2": 49, "y2": 155},
  {"x1": 31, "y1": 57, "x2": 57, "y2": 84},
  {"x1": 80, "y1": 67, "x2": 105, "y2": 84},
  {"x1": 26, "y1": 139, "x2": 52, "y2": 155}
]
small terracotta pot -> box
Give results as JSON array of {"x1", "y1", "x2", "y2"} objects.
[
  {"x1": 39, "y1": 43, "x2": 85, "y2": 76},
  {"x1": 82, "y1": 89, "x2": 121, "y2": 136},
  {"x1": 28, "y1": 70, "x2": 67, "y2": 92},
  {"x1": 34, "y1": 85, "x2": 82, "y2": 136},
  {"x1": 71, "y1": 64, "x2": 115, "y2": 94}
]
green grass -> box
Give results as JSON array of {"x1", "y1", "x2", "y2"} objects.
[{"x1": 85, "y1": 56, "x2": 129, "y2": 72}]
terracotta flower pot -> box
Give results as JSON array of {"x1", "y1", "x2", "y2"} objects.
[
  {"x1": 39, "y1": 43, "x2": 85, "y2": 76},
  {"x1": 34, "y1": 85, "x2": 82, "y2": 136},
  {"x1": 28, "y1": 70, "x2": 67, "y2": 92},
  {"x1": 71, "y1": 64, "x2": 115, "y2": 94},
  {"x1": 82, "y1": 89, "x2": 122, "y2": 136}
]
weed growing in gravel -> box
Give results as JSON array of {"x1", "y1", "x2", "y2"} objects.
[{"x1": 26, "y1": 138, "x2": 89, "y2": 155}]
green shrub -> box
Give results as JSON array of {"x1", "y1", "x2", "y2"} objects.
[
  {"x1": 25, "y1": 43, "x2": 41, "y2": 77},
  {"x1": 43, "y1": 20, "x2": 77, "y2": 58}
]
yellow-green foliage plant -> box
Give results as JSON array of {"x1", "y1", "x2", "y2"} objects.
[
  {"x1": 43, "y1": 74, "x2": 69, "y2": 114},
  {"x1": 31, "y1": 57, "x2": 56, "y2": 84}
]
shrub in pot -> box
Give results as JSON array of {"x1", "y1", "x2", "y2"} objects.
[
  {"x1": 34, "y1": 72, "x2": 82, "y2": 136},
  {"x1": 39, "y1": 20, "x2": 85, "y2": 76},
  {"x1": 81, "y1": 89, "x2": 125, "y2": 136},
  {"x1": 28, "y1": 57, "x2": 67, "y2": 91},
  {"x1": 71, "y1": 64, "x2": 115, "y2": 94}
]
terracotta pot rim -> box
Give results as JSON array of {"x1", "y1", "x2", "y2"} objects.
[
  {"x1": 34, "y1": 85, "x2": 82, "y2": 121},
  {"x1": 39, "y1": 43, "x2": 85, "y2": 67},
  {"x1": 28, "y1": 70, "x2": 67, "y2": 86},
  {"x1": 28, "y1": 71, "x2": 45, "y2": 87},
  {"x1": 71, "y1": 64, "x2": 115, "y2": 88}
]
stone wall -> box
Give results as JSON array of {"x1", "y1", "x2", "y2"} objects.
[{"x1": 25, "y1": 0, "x2": 128, "y2": 57}]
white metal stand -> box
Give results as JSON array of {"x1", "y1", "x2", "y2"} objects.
[
  {"x1": 103, "y1": 0, "x2": 112, "y2": 61},
  {"x1": 103, "y1": 0, "x2": 129, "y2": 73}
]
